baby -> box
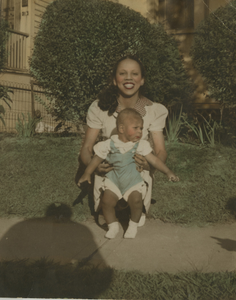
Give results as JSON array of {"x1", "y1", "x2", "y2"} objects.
[{"x1": 78, "y1": 108, "x2": 179, "y2": 239}]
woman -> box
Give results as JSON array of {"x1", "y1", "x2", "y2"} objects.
[{"x1": 79, "y1": 55, "x2": 168, "y2": 227}]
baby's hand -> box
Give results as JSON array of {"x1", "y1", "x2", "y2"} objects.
[
  {"x1": 167, "y1": 172, "x2": 180, "y2": 182},
  {"x1": 77, "y1": 173, "x2": 91, "y2": 187}
]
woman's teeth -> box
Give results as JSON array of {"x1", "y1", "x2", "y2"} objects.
[{"x1": 124, "y1": 83, "x2": 134, "y2": 89}]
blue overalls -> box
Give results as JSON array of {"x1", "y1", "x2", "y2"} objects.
[{"x1": 105, "y1": 139, "x2": 143, "y2": 195}]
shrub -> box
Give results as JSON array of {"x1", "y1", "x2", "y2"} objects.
[
  {"x1": 191, "y1": 0, "x2": 236, "y2": 108},
  {"x1": 0, "y1": 19, "x2": 12, "y2": 126},
  {"x1": 0, "y1": 19, "x2": 9, "y2": 73},
  {"x1": 0, "y1": 85, "x2": 12, "y2": 126},
  {"x1": 30, "y1": 0, "x2": 193, "y2": 122},
  {"x1": 15, "y1": 113, "x2": 41, "y2": 138}
]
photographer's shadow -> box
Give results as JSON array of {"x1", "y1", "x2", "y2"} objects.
[
  {"x1": 0, "y1": 203, "x2": 113, "y2": 298},
  {"x1": 0, "y1": 203, "x2": 107, "y2": 265}
]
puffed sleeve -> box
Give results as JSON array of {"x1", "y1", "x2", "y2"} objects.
[
  {"x1": 86, "y1": 100, "x2": 104, "y2": 129},
  {"x1": 136, "y1": 140, "x2": 153, "y2": 156},
  {"x1": 148, "y1": 103, "x2": 168, "y2": 132},
  {"x1": 93, "y1": 139, "x2": 111, "y2": 159}
]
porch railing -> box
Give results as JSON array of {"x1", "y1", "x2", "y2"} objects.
[{"x1": 6, "y1": 29, "x2": 29, "y2": 71}]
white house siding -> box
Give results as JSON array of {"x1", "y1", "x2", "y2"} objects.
[
  {"x1": 118, "y1": 0, "x2": 148, "y2": 17},
  {"x1": 33, "y1": 0, "x2": 51, "y2": 38}
]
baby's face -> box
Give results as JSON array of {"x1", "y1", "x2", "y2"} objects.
[{"x1": 122, "y1": 118, "x2": 143, "y2": 143}]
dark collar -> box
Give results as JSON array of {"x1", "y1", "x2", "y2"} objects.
[{"x1": 116, "y1": 96, "x2": 153, "y2": 117}]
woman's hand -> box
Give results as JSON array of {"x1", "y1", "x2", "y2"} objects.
[
  {"x1": 134, "y1": 154, "x2": 150, "y2": 172},
  {"x1": 95, "y1": 161, "x2": 114, "y2": 176},
  {"x1": 78, "y1": 173, "x2": 91, "y2": 186}
]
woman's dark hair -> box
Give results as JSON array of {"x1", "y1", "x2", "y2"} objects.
[{"x1": 98, "y1": 55, "x2": 146, "y2": 116}]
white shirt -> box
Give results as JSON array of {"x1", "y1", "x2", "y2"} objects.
[{"x1": 94, "y1": 135, "x2": 153, "y2": 159}]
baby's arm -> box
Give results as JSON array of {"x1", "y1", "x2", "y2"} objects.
[
  {"x1": 78, "y1": 155, "x2": 104, "y2": 186},
  {"x1": 145, "y1": 153, "x2": 179, "y2": 182}
]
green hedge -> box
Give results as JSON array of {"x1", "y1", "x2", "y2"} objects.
[
  {"x1": 0, "y1": 19, "x2": 9, "y2": 72},
  {"x1": 191, "y1": 0, "x2": 236, "y2": 107},
  {"x1": 30, "y1": 0, "x2": 193, "y2": 122}
]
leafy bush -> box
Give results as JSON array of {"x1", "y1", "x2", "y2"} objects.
[
  {"x1": 0, "y1": 85, "x2": 12, "y2": 126},
  {"x1": 30, "y1": 0, "x2": 193, "y2": 122},
  {"x1": 0, "y1": 19, "x2": 12, "y2": 126},
  {"x1": 15, "y1": 113, "x2": 41, "y2": 137},
  {"x1": 0, "y1": 19, "x2": 9, "y2": 72},
  {"x1": 191, "y1": 0, "x2": 236, "y2": 107},
  {"x1": 165, "y1": 106, "x2": 183, "y2": 143}
]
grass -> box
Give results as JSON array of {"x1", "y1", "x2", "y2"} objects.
[
  {"x1": 151, "y1": 142, "x2": 236, "y2": 225},
  {"x1": 0, "y1": 133, "x2": 235, "y2": 225},
  {"x1": 0, "y1": 258, "x2": 235, "y2": 299},
  {"x1": 0, "y1": 133, "x2": 91, "y2": 222},
  {"x1": 0, "y1": 133, "x2": 236, "y2": 299}
]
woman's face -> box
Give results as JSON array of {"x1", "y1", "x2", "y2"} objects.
[{"x1": 113, "y1": 58, "x2": 144, "y2": 98}]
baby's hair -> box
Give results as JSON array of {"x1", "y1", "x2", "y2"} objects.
[{"x1": 116, "y1": 108, "x2": 143, "y2": 129}]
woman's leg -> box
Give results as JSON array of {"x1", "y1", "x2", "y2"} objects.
[
  {"x1": 124, "y1": 191, "x2": 142, "y2": 238},
  {"x1": 101, "y1": 189, "x2": 119, "y2": 239}
]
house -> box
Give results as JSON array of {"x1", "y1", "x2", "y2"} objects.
[
  {"x1": 0, "y1": 0, "x2": 228, "y2": 132},
  {"x1": 1, "y1": 0, "x2": 51, "y2": 84},
  {"x1": 0, "y1": 0, "x2": 64, "y2": 132}
]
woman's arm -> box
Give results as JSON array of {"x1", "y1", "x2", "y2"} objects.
[
  {"x1": 80, "y1": 127, "x2": 100, "y2": 166},
  {"x1": 151, "y1": 131, "x2": 167, "y2": 163}
]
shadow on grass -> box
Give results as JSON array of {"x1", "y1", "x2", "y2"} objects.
[{"x1": 0, "y1": 203, "x2": 113, "y2": 298}]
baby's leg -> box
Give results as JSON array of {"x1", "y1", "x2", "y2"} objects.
[
  {"x1": 128, "y1": 191, "x2": 143, "y2": 223},
  {"x1": 124, "y1": 191, "x2": 142, "y2": 239},
  {"x1": 101, "y1": 189, "x2": 119, "y2": 239}
]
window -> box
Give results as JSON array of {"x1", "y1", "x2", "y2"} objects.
[
  {"x1": 2, "y1": 0, "x2": 15, "y2": 29},
  {"x1": 22, "y1": 0, "x2": 28, "y2": 7},
  {"x1": 159, "y1": 0, "x2": 194, "y2": 29}
]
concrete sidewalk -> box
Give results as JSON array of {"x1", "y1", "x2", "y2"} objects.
[{"x1": 0, "y1": 216, "x2": 235, "y2": 273}]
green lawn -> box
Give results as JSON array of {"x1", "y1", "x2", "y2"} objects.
[
  {"x1": 1, "y1": 133, "x2": 236, "y2": 299},
  {"x1": 151, "y1": 142, "x2": 236, "y2": 225},
  {"x1": 0, "y1": 259, "x2": 235, "y2": 299},
  {"x1": 0, "y1": 133, "x2": 235, "y2": 225}
]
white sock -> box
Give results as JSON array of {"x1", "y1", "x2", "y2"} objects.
[
  {"x1": 105, "y1": 222, "x2": 119, "y2": 239},
  {"x1": 124, "y1": 220, "x2": 138, "y2": 239},
  {"x1": 138, "y1": 213, "x2": 146, "y2": 227}
]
